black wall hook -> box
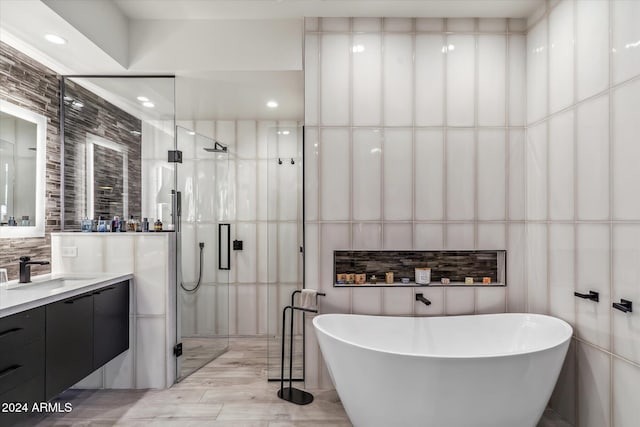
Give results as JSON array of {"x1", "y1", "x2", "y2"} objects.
[
  {"x1": 613, "y1": 299, "x2": 633, "y2": 313},
  {"x1": 278, "y1": 158, "x2": 283, "y2": 165},
  {"x1": 574, "y1": 290, "x2": 599, "y2": 302},
  {"x1": 290, "y1": 158, "x2": 295, "y2": 165}
]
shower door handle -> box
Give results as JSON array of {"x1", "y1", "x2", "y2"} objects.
[{"x1": 218, "y1": 223, "x2": 231, "y2": 270}]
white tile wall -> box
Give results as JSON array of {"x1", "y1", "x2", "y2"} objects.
[
  {"x1": 612, "y1": 79, "x2": 640, "y2": 220},
  {"x1": 612, "y1": 0, "x2": 640, "y2": 85},
  {"x1": 527, "y1": 2, "x2": 640, "y2": 425},
  {"x1": 383, "y1": 34, "x2": 413, "y2": 126},
  {"x1": 305, "y1": 17, "x2": 526, "y2": 389},
  {"x1": 548, "y1": 110, "x2": 574, "y2": 220},
  {"x1": 577, "y1": 342, "x2": 611, "y2": 427},
  {"x1": 52, "y1": 233, "x2": 175, "y2": 389},
  {"x1": 548, "y1": 0, "x2": 574, "y2": 114},
  {"x1": 527, "y1": 18, "x2": 548, "y2": 124}
]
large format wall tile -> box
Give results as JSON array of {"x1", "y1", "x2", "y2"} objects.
[
  {"x1": 415, "y1": 35, "x2": 444, "y2": 126},
  {"x1": 478, "y1": 35, "x2": 506, "y2": 126},
  {"x1": 613, "y1": 80, "x2": 640, "y2": 220},
  {"x1": 383, "y1": 129, "x2": 413, "y2": 221},
  {"x1": 353, "y1": 34, "x2": 382, "y2": 126},
  {"x1": 612, "y1": 0, "x2": 640, "y2": 85},
  {"x1": 576, "y1": 224, "x2": 611, "y2": 350},
  {"x1": 548, "y1": 110, "x2": 575, "y2": 220},
  {"x1": 612, "y1": 225, "x2": 640, "y2": 365},
  {"x1": 527, "y1": 19, "x2": 548, "y2": 124},
  {"x1": 577, "y1": 342, "x2": 611, "y2": 427},
  {"x1": 576, "y1": 0, "x2": 609, "y2": 101},
  {"x1": 577, "y1": 95, "x2": 610, "y2": 221},
  {"x1": 383, "y1": 34, "x2": 413, "y2": 126},
  {"x1": 548, "y1": 0, "x2": 574, "y2": 114},
  {"x1": 446, "y1": 35, "x2": 475, "y2": 126}
]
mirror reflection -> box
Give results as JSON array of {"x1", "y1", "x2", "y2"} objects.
[
  {"x1": 0, "y1": 111, "x2": 37, "y2": 226},
  {"x1": 0, "y1": 100, "x2": 46, "y2": 237}
]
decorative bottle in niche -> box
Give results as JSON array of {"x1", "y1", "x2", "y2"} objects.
[
  {"x1": 81, "y1": 217, "x2": 92, "y2": 232},
  {"x1": 154, "y1": 218, "x2": 163, "y2": 231},
  {"x1": 7, "y1": 216, "x2": 17, "y2": 226},
  {"x1": 97, "y1": 216, "x2": 107, "y2": 232},
  {"x1": 142, "y1": 217, "x2": 149, "y2": 232}
]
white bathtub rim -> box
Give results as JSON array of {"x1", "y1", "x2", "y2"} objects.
[{"x1": 313, "y1": 312, "x2": 573, "y2": 360}]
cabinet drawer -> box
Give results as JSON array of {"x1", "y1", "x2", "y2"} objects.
[
  {"x1": 0, "y1": 375, "x2": 45, "y2": 427},
  {"x1": 94, "y1": 281, "x2": 130, "y2": 369},
  {"x1": 0, "y1": 307, "x2": 45, "y2": 349},
  {"x1": 0, "y1": 339, "x2": 45, "y2": 396}
]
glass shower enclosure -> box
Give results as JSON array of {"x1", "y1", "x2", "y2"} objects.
[{"x1": 175, "y1": 126, "x2": 230, "y2": 380}]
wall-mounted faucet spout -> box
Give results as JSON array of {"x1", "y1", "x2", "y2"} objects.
[{"x1": 415, "y1": 293, "x2": 431, "y2": 306}]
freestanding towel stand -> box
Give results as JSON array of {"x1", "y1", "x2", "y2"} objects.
[{"x1": 277, "y1": 289, "x2": 325, "y2": 405}]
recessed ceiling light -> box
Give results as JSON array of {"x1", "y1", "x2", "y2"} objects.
[
  {"x1": 72, "y1": 100, "x2": 84, "y2": 108},
  {"x1": 266, "y1": 100, "x2": 279, "y2": 108},
  {"x1": 187, "y1": 131, "x2": 196, "y2": 135},
  {"x1": 137, "y1": 96, "x2": 150, "y2": 102},
  {"x1": 44, "y1": 34, "x2": 67, "y2": 45},
  {"x1": 130, "y1": 130, "x2": 141, "y2": 136},
  {"x1": 142, "y1": 101, "x2": 155, "y2": 108}
]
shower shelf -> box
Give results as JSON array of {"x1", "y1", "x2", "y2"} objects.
[
  {"x1": 335, "y1": 282, "x2": 506, "y2": 288},
  {"x1": 333, "y1": 249, "x2": 507, "y2": 288}
]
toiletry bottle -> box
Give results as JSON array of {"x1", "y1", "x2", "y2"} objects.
[
  {"x1": 98, "y1": 216, "x2": 107, "y2": 232},
  {"x1": 134, "y1": 217, "x2": 141, "y2": 232},
  {"x1": 127, "y1": 216, "x2": 136, "y2": 232},
  {"x1": 81, "y1": 217, "x2": 92, "y2": 232},
  {"x1": 7, "y1": 216, "x2": 16, "y2": 226},
  {"x1": 154, "y1": 218, "x2": 162, "y2": 231},
  {"x1": 21, "y1": 216, "x2": 30, "y2": 226},
  {"x1": 142, "y1": 217, "x2": 149, "y2": 232},
  {"x1": 111, "y1": 216, "x2": 119, "y2": 232}
]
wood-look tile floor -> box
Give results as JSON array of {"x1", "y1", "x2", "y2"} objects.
[{"x1": 25, "y1": 337, "x2": 571, "y2": 427}]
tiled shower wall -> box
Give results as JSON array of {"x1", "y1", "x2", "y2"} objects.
[
  {"x1": 303, "y1": 17, "x2": 527, "y2": 388},
  {"x1": 0, "y1": 41, "x2": 59, "y2": 280},
  {"x1": 174, "y1": 119, "x2": 302, "y2": 337},
  {"x1": 526, "y1": 1, "x2": 640, "y2": 426}
]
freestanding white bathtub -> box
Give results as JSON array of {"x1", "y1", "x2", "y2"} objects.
[{"x1": 313, "y1": 313, "x2": 572, "y2": 427}]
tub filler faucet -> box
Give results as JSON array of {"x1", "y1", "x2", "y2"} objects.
[
  {"x1": 19, "y1": 256, "x2": 50, "y2": 283},
  {"x1": 415, "y1": 293, "x2": 431, "y2": 306}
]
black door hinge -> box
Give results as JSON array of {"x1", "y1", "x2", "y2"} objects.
[
  {"x1": 168, "y1": 150, "x2": 183, "y2": 163},
  {"x1": 173, "y1": 343, "x2": 183, "y2": 357}
]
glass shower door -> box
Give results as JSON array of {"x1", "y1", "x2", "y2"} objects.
[{"x1": 176, "y1": 126, "x2": 230, "y2": 381}]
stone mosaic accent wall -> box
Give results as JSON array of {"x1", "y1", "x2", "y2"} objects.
[
  {"x1": 63, "y1": 80, "x2": 141, "y2": 229},
  {"x1": 0, "y1": 41, "x2": 60, "y2": 280},
  {"x1": 334, "y1": 250, "x2": 503, "y2": 283}
]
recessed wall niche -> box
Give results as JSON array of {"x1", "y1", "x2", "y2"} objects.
[{"x1": 334, "y1": 250, "x2": 506, "y2": 287}]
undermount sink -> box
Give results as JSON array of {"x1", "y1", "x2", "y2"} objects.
[{"x1": 7, "y1": 277, "x2": 93, "y2": 291}]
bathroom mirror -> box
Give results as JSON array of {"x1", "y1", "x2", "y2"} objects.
[
  {"x1": 86, "y1": 134, "x2": 129, "y2": 220},
  {"x1": 0, "y1": 99, "x2": 46, "y2": 238}
]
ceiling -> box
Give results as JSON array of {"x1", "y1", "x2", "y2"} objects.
[
  {"x1": 0, "y1": 0, "x2": 543, "y2": 121},
  {"x1": 114, "y1": 0, "x2": 543, "y2": 20}
]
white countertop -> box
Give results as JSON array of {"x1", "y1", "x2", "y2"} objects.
[{"x1": 0, "y1": 272, "x2": 133, "y2": 318}]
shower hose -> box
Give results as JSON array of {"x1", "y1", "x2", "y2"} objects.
[{"x1": 180, "y1": 242, "x2": 204, "y2": 293}]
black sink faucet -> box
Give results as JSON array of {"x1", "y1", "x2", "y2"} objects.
[{"x1": 19, "y1": 256, "x2": 50, "y2": 283}]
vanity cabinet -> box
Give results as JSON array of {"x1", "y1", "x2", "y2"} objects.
[
  {"x1": 0, "y1": 279, "x2": 129, "y2": 425},
  {"x1": 45, "y1": 293, "x2": 94, "y2": 400},
  {"x1": 93, "y1": 283, "x2": 129, "y2": 369},
  {"x1": 0, "y1": 307, "x2": 45, "y2": 426},
  {"x1": 45, "y1": 280, "x2": 130, "y2": 400}
]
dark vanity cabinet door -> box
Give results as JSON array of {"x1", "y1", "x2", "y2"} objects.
[
  {"x1": 0, "y1": 307, "x2": 45, "y2": 426},
  {"x1": 45, "y1": 292, "x2": 94, "y2": 400},
  {"x1": 93, "y1": 281, "x2": 129, "y2": 369}
]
